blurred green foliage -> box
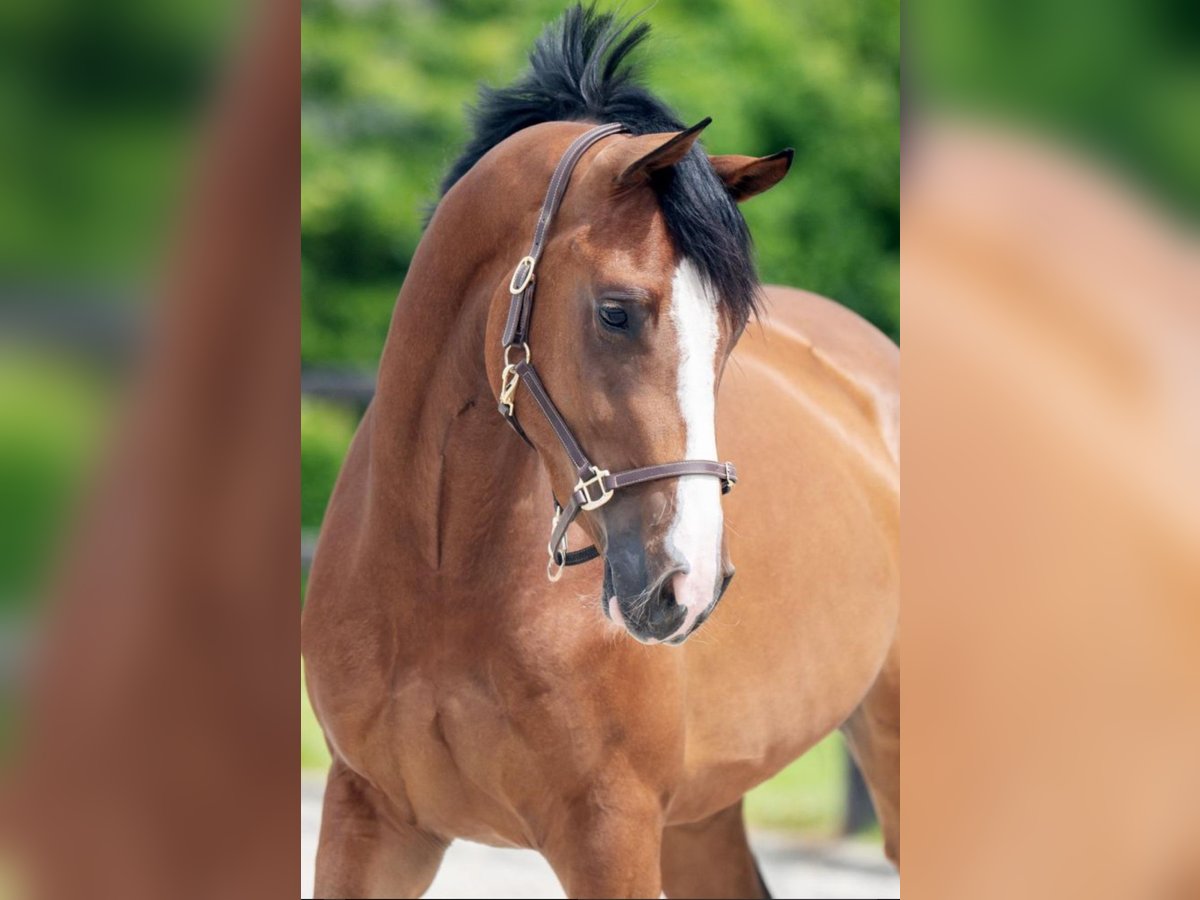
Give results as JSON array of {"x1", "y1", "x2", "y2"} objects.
[
  {"x1": 915, "y1": 0, "x2": 1200, "y2": 218},
  {"x1": 0, "y1": 354, "x2": 110, "y2": 616},
  {"x1": 302, "y1": 0, "x2": 900, "y2": 367},
  {"x1": 744, "y1": 731, "x2": 847, "y2": 833},
  {"x1": 0, "y1": 0, "x2": 234, "y2": 620},
  {"x1": 0, "y1": 0, "x2": 236, "y2": 284},
  {"x1": 301, "y1": 660, "x2": 332, "y2": 770},
  {"x1": 301, "y1": 399, "x2": 356, "y2": 530}
]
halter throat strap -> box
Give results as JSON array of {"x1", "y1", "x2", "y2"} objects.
[{"x1": 496, "y1": 123, "x2": 738, "y2": 581}]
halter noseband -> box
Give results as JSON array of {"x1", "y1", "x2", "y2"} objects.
[{"x1": 496, "y1": 123, "x2": 737, "y2": 581}]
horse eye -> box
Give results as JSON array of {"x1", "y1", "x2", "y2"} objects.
[{"x1": 598, "y1": 304, "x2": 628, "y2": 330}]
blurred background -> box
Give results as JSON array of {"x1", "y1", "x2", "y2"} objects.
[
  {"x1": 904, "y1": 2, "x2": 1200, "y2": 896},
  {"x1": 911, "y1": 0, "x2": 1200, "y2": 218},
  {"x1": 0, "y1": 0, "x2": 242, "y2": 752},
  {"x1": 299, "y1": 0, "x2": 899, "y2": 844}
]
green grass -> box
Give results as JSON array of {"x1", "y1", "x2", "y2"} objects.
[
  {"x1": 0, "y1": 353, "x2": 111, "y2": 617},
  {"x1": 300, "y1": 399, "x2": 357, "y2": 530},
  {"x1": 744, "y1": 733, "x2": 846, "y2": 834},
  {"x1": 302, "y1": 665, "x2": 847, "y2": 834},
  {"x1": 301, "y1": 661, "x2": 333, "y2": 771}
]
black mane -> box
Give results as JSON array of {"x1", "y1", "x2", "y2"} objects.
[{"x1": 439, "y1": 3, "x2": 759, "y2": 323}]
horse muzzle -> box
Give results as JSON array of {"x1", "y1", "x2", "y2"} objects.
[{"x1": 601, "y1": 525, "x2": 734, "y2": 644}]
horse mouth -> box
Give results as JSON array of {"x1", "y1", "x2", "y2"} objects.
[
  {"x1": 662, "y1": 568, "x2": 733, "y2": 644},
  {"x1": 664, "y1": 599, "x2": 715, "y2": 644}
]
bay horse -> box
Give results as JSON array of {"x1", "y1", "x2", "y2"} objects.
[{"x1": 302, "y1": 8, "x2": 898, "y2": 898}]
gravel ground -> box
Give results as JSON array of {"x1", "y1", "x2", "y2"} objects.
[{"x1": 301, "y1": 777, "x2": 899, "y2": 899}]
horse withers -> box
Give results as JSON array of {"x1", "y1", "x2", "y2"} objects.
[{"x1": 302, "y1": 8, "x2": 898, "y2": 898}]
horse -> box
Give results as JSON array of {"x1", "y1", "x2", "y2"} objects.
[{"x1": 302, "y1": 8, "x2": 899, "y2": 898}]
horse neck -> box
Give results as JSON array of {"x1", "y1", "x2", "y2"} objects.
[{"x1": 364, "y1": 186, "x2": 544, "y2": 577}]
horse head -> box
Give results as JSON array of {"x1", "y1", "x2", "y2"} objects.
[{"x1": 480, "y1": 120, "x2": 791, "y2": 643}]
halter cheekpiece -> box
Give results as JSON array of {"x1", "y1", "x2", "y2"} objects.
[{"x1": 497, "y1": 123, "x2": 737, "y2": 581}]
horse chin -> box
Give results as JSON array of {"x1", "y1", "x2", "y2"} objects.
[{"x1": 663, "y1": 597, "x2": 716, "y2": 645}]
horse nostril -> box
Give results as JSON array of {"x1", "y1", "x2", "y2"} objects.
[
  {"x1": 640, "y1": 568, "x2": 686, "y2": 638},
  {"x1": 658, "y1": 577, "x2": 676, "y2": 606},
  {"x1": 652, "y1": 564, "x2": 687, "y2": 610}
]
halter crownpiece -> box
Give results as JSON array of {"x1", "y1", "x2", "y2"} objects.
[{"x1": 497, "y1": 123, "x2": 738, "y2": 581}]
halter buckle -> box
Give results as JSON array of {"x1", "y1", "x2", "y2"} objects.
[
  {"x1": 575, "y1": 466, "x2": 613, "y2": 511},
  {"x1": 509, "y1": 255, "x2": 536, "y2": 294}
]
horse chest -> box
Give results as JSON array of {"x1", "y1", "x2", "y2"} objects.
[{"x1": 376, "y1": 650, "x2": 681, "y2": 846}]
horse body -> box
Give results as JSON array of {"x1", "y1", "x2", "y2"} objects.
[
  {"x1": 302, "y1": 148, "x2": 900, "y2": 881},
  {"x1": 304, "y1": 10, "x2": 896, "y2": 895},
  {"x1": 668, "y1": 284, "x2": 899, "y2": 823}
]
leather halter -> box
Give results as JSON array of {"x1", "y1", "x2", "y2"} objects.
[{"x1": 496, "y1": 123, "x2": 737, "y2": 581}]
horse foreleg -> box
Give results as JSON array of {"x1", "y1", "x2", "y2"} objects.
[
  {"x1": 840, "y1": 638, "x2": 901, "y2": 868},
  {"x1": 542, "y1": 785, "x2": 664, "y2": 899},
  {"x1": 660, "y1": 799, "x2": 770, "y2": 899},
  {"x1": 312, "y1": 761, "x2": 447, "y2": 899}
]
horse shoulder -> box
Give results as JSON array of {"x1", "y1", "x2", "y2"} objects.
[{"x1": 743, "y1": 284, "x2": 898, "y2": 468}]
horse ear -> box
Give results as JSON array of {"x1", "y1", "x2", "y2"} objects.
[
  {"x1": 617, "y1": 117, "x2": 712, "y2": 187},
  {"x1": 709, "y1": 149, "x2": 794, "y2": 202}
]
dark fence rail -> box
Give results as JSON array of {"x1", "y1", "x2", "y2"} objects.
[{"x1": 301, "y1": 369, "x2": 375, "y2": 408}]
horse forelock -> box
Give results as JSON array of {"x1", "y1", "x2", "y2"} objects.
[{"x1": 433, "y1": 2, "x2": 760, "y2": 327}]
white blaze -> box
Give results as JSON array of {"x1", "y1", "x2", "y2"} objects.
[{"x1": 665, "y1": 260, "x2": 723, "y2": 637}]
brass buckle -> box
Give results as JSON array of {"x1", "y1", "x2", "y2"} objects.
[
  {"x1": 497, "y1": 343, "x2": 530, "y2": 416},
  {"x1": 509, "y1": 255, "x2": 536, "y2": 294},
  {"x1": 546, "y1": 506, "x2": 566, "y2": 582},
  {"x1": 575, "y1": 466, "x2": 613, "y2": 511}
]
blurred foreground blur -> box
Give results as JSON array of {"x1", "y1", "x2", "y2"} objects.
[
  {"x1": 904, "y1": 121, "x2": 1200, "y2": 898},
  {"x1": 904, "y1": 0, "x2": 1200, "y2": 893},
  {"x1": 1, "y1": 0, "x2": 297, "y2": 897}
]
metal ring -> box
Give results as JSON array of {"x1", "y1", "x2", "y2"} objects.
[{"x1": 503, "y1": 343, "x2": 531, "y2": 367}]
